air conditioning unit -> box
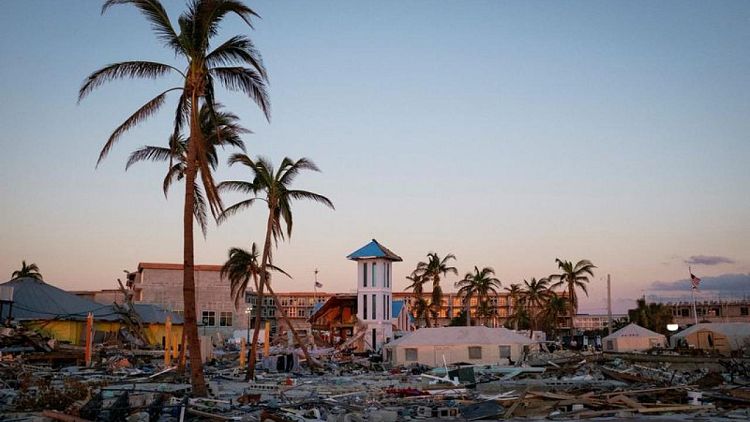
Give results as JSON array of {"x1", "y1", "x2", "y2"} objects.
[{"x1": 0, "y1": 286, "x2": 14, "y2": 302}]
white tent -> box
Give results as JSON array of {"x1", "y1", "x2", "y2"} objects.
[
  {"x1": 670, "y1": 323, "x2": 750, "y2": 354},
  {"x1": 602, "y1": 323, "x2": 666, "y2": 352},
  {"x1": 384, "y1": 326, "x2": 532, "y2": 366}
]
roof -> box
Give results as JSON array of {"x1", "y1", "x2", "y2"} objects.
[
  {"x1": 672, "y1": 323, "x2": 750, "y2": 340},
  {"x1": 309, "y1": 294, "x2": 357, "y2": 322},
  {"x1": 603, "y1": 323, "x2": 665, "y2": 341},
  {"x1": 131, "y1": 303, "x2": 184, "y2": 324},
  {"x1": 385, "y1": 326, "x2": 533, "y2": 348},
  {"x1": 0, "y1": 277, "x2": 120, "y2": 322},
  {"x1": 392, "y1": 300, "x2": 406, "y2": 319},
  {"x1": 347, "y1": 239, "x2": 402, "y2": 262},
  {"x1": 138, "y1": 262, "x2": 223, "y2": 272}
]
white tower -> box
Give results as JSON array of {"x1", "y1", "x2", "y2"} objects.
[{"x1": 347, "y1": 239, "x2": 402, "y2": 351}]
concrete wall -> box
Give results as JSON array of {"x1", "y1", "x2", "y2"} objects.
[
  {"x1": 389, "y1": 343, "x2": 524, "y2": 367},
  {"x1": 137, "y1": 268, "x2": 245, "y2": 337}
]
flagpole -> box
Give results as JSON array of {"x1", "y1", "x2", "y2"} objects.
[
  {"x1": 689, "y1": 266, "x2": 698, "y2": 326},
  {"x1": 313, "y1": 268, "x2": 318, "y2": 303}
]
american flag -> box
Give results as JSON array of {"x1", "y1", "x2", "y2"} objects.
[
  {"x1": 690, "y1": 271, "x2": 701, "y2": 290},
  {"x1": 315, "y1": 281, "x2": 323, "y2": 288}
]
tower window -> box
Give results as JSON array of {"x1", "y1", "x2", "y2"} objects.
[
  {"x1": 372, "y1": 263, "x2": 377, "y2": 288},
  {"x1": 372, "y1": 294, "x2": 376, "y2": 320},
  {"x1": 363, "y1": 263, "x2": 368, "y2": 287},
  {"x1": 363, "y1": 294, "x2": 367, "y2": 320}
]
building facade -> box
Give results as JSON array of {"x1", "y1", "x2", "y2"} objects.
[{"x1": 664, "y1": 299, "x2": 750, "y2": 326}]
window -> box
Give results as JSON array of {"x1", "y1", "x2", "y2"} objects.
[
  {"x1": 297, "y1": 309, "x2": 306, "y2": 318},
  {"x1": 680, "y1": 308, "x2": 689, "y2": 317},
  {"x1": 499, "y1": 345, "x2": 511, "y2": 359},
  {"x1": 468, "y1": 346, "x2": 482, "y2": 359},
  {"x1": 363, "y1": 263, "x2": 368, "y2": 287},
  {"x1": 219, "y1": 312, "x2": 233, "y2": 327},
  {"x1": 383, "y1": 294, "x2": 386, "y2": 320},
  {"x1": 268, "y1": 307, "x2": 275, "y2": 317},
  {"x1": 741, "y1": 307, "x2": 749, "y2": 316},
  {"x1": 606, "y1": 340, "x2": 614, "y2": 351},
  {"x1": 372, "y1": 294, "x2": 377, "y2": 320},
  {"x1": 201, "y1": 311, "x2": 216, "y2": 326},
  {"x1": 363, "y1": 294, "x2": 367, "y2": 320},
  {"x1": 405, "y1": 348, "x2": 418, "y2": 361},
  {"x1": 372, "y1": 263, "x2": 377, "y2": 288}
]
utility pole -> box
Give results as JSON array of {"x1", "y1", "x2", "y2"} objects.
[{"x1": 607, "y1": 274, "x2": 613, "y2": 336}]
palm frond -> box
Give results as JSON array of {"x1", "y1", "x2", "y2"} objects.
[
  {"x1": 79, "y1": 61, "x2": 180, "y2": 102},
  {"x1": 102, "y1": 0, "x2": 183, "y2": 54},
  {"x1": 206, "y1": 35, "x2": 267, "y2": 79},
  {"x1": 162, "y1": 163, "x2": 184, "y2": 197},
  {"x1": 193, "y1": 182, "x2": 209, "y2": 236},
  {"x1": 217, "y1": 180, "x2": 257, "y2": 195},
  {"x1": 96, "y1": 88, "x2": 180, "y2": 166},
  {"x1": 286, "y1": 190, "x2": 335, "y2": 210},
  {"x1": 217, "y1": 198, "x2": 258, "y2": 223},
  {"x1": 210, "y1": 67, "x2": 270, "y2": 121},
  {"x1": 126, "y1": 145, "x2": 174, "y2": 169}
]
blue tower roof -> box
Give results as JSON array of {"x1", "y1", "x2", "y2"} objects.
[{"x1": 346, "y1": 239, "x2": 402, "y2": 261}]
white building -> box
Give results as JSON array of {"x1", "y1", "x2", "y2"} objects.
[{"x1": 347, "y1": 239, "x2": 402, "y2": 351}]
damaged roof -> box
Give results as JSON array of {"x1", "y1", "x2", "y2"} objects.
[
  {"x1": 347, "y1": 239, "x2": 402, "y2": 261},
  {"x1": 0, "y1": 277, "x2": 120, "y2": 322}
]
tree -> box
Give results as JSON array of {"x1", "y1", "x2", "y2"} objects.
[
  {"x1": 11, "y1": 261, "x2": 43, "y2": 281},
  {"x1": 549, "y1": 258, "x2": 596, "y2": 331},
  {"x1": 80, "y1": 0, "x2": 270, "y2": 396},
  {"x1": 522, "y1": 277, "x2": 551, "y2": 338},
  {"x1": 219, "y1": 155, "x2": 333, "y2": 370},
  {"x1": 541, "y1": 292, "x2": 569, "y2": 338},
  {"x1": 404, "y1": 271, "x2": 429, "y2": 327},
  {"x1": 454, "y1": 266, "x2": 502, "y2": 326},
  {"x1": 126, "y1": 104, "x2": 248, "y2": 235},
  {"x1": 504, "y1": 283, "x2": 523, "y2": 330},
  {"x1": 221, "y1": 243, "x2": 288, "y2": 379},
  {"x1": 628, "y1": 298, "x2": 674, "y2": 335},
  {"x1": 416, "y1": 253, "x2": 457, "y2": 327}
]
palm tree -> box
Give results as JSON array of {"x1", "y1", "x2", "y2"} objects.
[
  {"x1": 221, "y1": 243, "x2": 288, "y2": 380},
  {"x1": 417, "y1": 252, "x2": 457, "y2": 327},
  {"x1": 79, "y1": 0, "x2": 270, "y2": 396},
  {"x1": 219, "y1": 155, "x2": 334, "y2": 369},
  {"x1": 126, "y1": 104, "x2": 248, "y2": 235},
  {"x1": 455, "y1": 266, "x2": 502, "y2": 326},
  {"x1": 504, "y1": 283, "x2": 523, "y2": 330},
  {"x1": 541, "y1": 292, "x2": 569, "y2": 338},
  {"x1": 11, "y1": 261, "x2": 43, "y2": 281},
  {"x1": 522, "y1": 277, "x2": 551, "y2": 338},
  {"x1": 411, "y1": 297, "x2": 430, "y2": 328},
  {"x1": 404, "y1": 271, "x2": 428, "y2": 327},
  {"x1": 549, "y1": 259, "x2": 596, "y2": 331}
]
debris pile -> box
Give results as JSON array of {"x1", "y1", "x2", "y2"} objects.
[{"x1": 1, "y1": 330, "x2": 750, "y2": 420}]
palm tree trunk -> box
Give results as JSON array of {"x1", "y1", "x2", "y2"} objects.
[
  {"x1": 182, "y1": 91, "x2": 207, "y2": 396},
  {"x1": 246, "y1": 273, "x2": 264, "y2": 380},
  {"x1": 465, "y1": 295, "x2": 471, "y2": 326}
]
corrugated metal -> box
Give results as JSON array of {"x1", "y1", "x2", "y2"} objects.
[{"x1": 346, "y1": 239, "x2": 402, "y2": 261}]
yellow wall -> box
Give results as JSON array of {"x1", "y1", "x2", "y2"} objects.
[{"x1": 23, "y1": 320, "x2": 183, "y2": 348}]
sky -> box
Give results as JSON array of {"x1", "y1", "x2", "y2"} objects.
[{"x1": 1, "y1": 1, "x2": 749, "y2": 314}]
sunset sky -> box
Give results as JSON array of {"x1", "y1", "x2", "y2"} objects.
[{"x1": 1, "y1": 1, "x2": 748, "y2": 313}]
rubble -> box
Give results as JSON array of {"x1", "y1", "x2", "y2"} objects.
[{"x1": 1, "y1": 325, "x2": 750, "y2": 421}]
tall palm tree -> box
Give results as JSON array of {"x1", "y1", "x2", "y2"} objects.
[
  {"x1": 79, "y1": 0, "x2": 270, "y2": 396},
  {"x1": 410, "y1": 297, "x2": 430, "y2": 328},
  {"x1": 417, "y1": 253, "x2": 457, "y2": 327},
  {"x1": 522, "y1": 277, "x2": 551, "y2": 338},
  {"x1": 219, "y1": 155, "x2": 334, "y2": 368},
  {"x1": 11, "y1": 261, "x2": 43, "y2": 281},
  {"x1": 404, "y1": 271, "x2": 428, "y2": 327},
  {"x1": 541, "y1": 292, "x2": 569, "y2": 338},
  {"x1": 549, "y1": 259, "x2": 596, "y2": 331},
  {"x1": 504, "y1": 283, "x2": 523, "y2": 330},
  {"x1": 221, "y1": 243, "x2": 288, "y2": 380},
  {"x1": 126, "y1": 104, "x2": 248, "y2": 235},
  {"x1": 455, "y1": 266, "x2": 502, "y2": 326}
]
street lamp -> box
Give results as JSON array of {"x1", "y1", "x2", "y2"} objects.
[{"x1": 245, "y1": 305, "x2": 254, "y2": 342}]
